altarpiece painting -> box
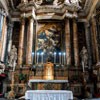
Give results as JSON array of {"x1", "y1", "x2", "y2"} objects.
[{"x1": 36, "y1": 22, "x2": 63, "y2": 63}]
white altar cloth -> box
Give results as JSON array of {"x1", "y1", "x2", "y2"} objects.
[
  {"x1": 25, "y1": 90, "x2": 73, "y2": 100},
  {"x1": 29, "y1": 80, "x2": 68, "y2": 83}
]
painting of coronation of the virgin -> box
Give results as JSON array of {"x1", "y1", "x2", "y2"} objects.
[{"x1": 36, "y1": 23, "x2": 62, "y2": 63}]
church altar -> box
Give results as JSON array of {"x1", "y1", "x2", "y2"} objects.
[
  {"x1": 29, "y1": 79, "x2": 69, "y2": 90},
  {"x1": 25, "y1": 80, "x2": 72, "y2": 100},
  {"x1": 25, "y1": 90, "x2": 73, "y2": 100}
]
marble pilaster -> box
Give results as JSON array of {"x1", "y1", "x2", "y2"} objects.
[
  {"x1": 18, "y1": 18, "x2": 25, "y2": 65},
  {"x1": 65, "y1": 18, "x2": 71, "y2": 65},
  {"x1": 26, "y1": 17, "x2": 34, "y2": 64},
  {"x1": 73, "y1": 19, "x2": 79, "y2": 67}
]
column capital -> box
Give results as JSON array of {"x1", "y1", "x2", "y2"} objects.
[
  {"x1": 73, "y1": 12, "x2": 78, "y2": 18},
  {"x1": 91, "y1": 16, "x2": 97, "y2": 26},
  {"x1": 85, "y1": 21, "x2": 90, "y2": 27},
  {"x1": 21, "y1": 0, "x2": 28, "y2": 3},
  {"x1": 20, "y1": 18, "x2": 25, "y2": 25},
  {"x1": 8, "y1": 22, "x2": 14, "y2": 28},
  {"x1": 73, "y1": 18, "x2": 77, "y2": 22},
  {"x1": 27, "y1": 16, "x2": 35, "y2": 24},
  {"x1": 21, "y1": 13, "x2": 27, "y2": 19}
]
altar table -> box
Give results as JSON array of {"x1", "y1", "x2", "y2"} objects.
[{"x1": 25, "y1": 90, "x2": 73, "y2": 100}]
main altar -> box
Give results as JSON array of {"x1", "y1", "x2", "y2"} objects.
[
  {"x1": 6, "y1": 0, "x2": 81, "y2": 99},
  {"x1": 0, "y1": 0, "x2": 100, "y2": 99}
]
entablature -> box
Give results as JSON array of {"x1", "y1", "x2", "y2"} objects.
[{"x1": 15, "y1": 1, "x2": 80, "y2": 20}]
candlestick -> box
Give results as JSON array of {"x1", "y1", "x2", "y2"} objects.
[
  {"x1": 37, "y1": 53, "x2": 39, "y2": 64},
  {"x1": 54, "y1": 52, "x2": 56, "y2": 64}
]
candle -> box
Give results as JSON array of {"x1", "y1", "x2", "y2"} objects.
[
  {"x1": 37, "y1": 53, "x2": 39, "y2": 64},
  {"x1": 54, "y1": 52, "x2": 56, "y2": 64},
  {"x1": 59, "y1": 52, "x2": 61, "y2": 64},
  {"x1": 63, "y1": 52, "x2": 66, "y2": 65},
  {"x1": 32, "y1": 52, "x2": 34, "y2": 64},
  {"x1": 62, "y1": 52, "x2": 63, "y2": 65}
]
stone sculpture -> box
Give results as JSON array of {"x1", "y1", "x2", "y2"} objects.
[
  {"x1": 80, "y1": 46, "x2": 88, "y2": 72},
  {"x1": 8, "y1": 45, "x2": 17, "y2": 71},
  {"x1": 0, "y1": 62, "x2": 5, "y2": 74}
]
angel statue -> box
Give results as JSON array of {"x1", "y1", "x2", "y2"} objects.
[
  {"x1": 80, "y1": 46, "x2": 88, "y2": 72},
  {"x1": 8, "y1": 45, "x2": 17, "y2": 71}
]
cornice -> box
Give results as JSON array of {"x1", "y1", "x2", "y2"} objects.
[
  {"x1": 16, "y1": 1, "x2": 80, "y2": 20},
  {"x1": 78, "y1": 0, "x2": 93, "y2": 17},
  {"x1": 17, "y1": 1, "x2": 81, "y2": 12}
]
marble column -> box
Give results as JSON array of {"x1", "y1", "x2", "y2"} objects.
[
  {"x1": 0, "y1": 14, "x2": 4, "y2": 60},
  {"x1": 4, "y1": 22, "x2": 13, "y2": 63},
  {"x1": 73, "y1": 19, "x2": 79, "y2": 67},
  {"x1": 91, "y1": 16, "x2": 99, "y2": 62},
  {"x1": 7, "y1": 23, "x2": 13, "y2": 53},
  {"x1": 0, "y1": 16, "x2": 7, "y2": 61},
  {"x1": 65, "y1": 18, "x2": 71, "y2": 65},
  {"x1": 18, "y1": 18, "x2": 25, "y2": 65},
  {"x1": 85, "y1": 22, "x2": 92, "y2": 69},
  {"x1": 26, "y1": 17, "x2": 34, "y2": 64}
]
